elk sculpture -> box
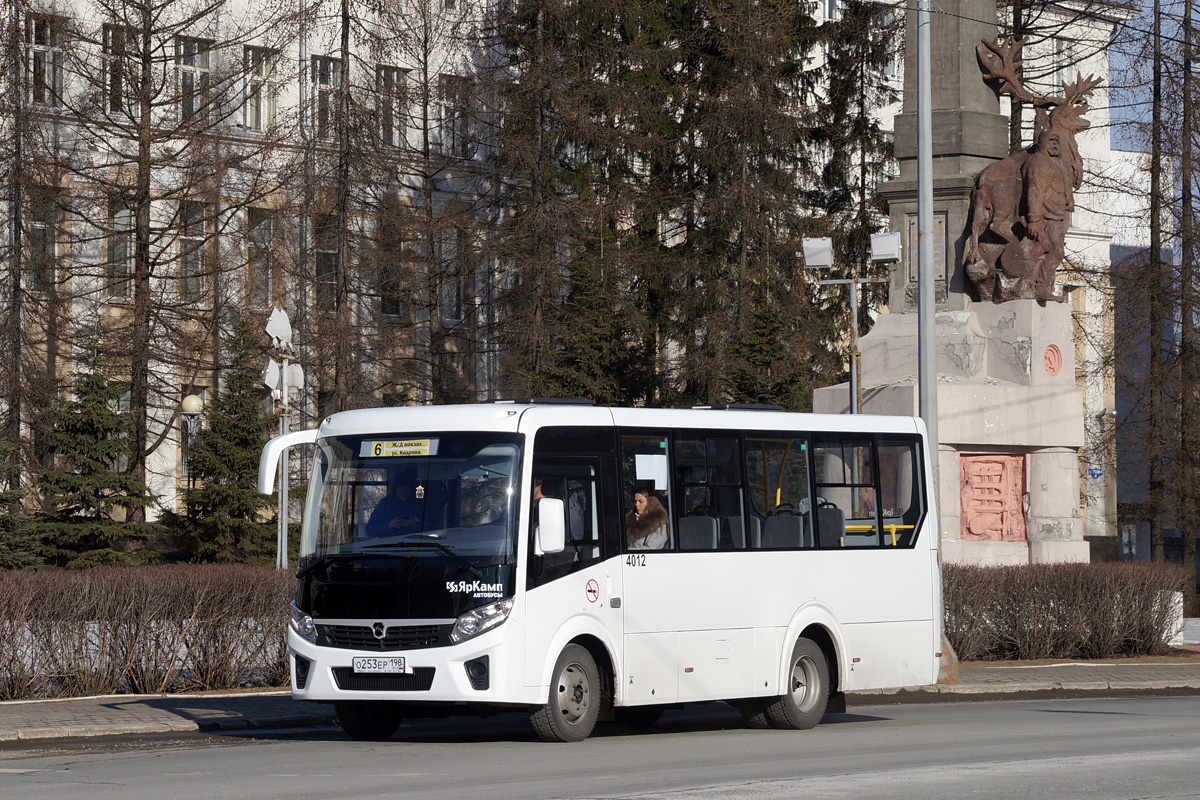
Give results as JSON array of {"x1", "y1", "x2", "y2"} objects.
[{"x1": 964, "y1": 38, "x2": 1101, "y2": 302}]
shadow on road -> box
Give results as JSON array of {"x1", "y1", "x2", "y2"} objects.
[{"x1": 218, "y1": 704, "x2": 892, "y2": 746}]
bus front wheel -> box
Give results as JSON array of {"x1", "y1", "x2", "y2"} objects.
[
  {"x1": 765, "y1": 637, "x2": 830, "y2": 730},
  {"x1": 335, "y1": 700, "x2": 403, "y2": 740},
  {"x1": 531, "y1": 644, "x2": 601, "y2": 742}
]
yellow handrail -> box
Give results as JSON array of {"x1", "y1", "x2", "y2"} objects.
[{"x1": 841, "y1": 523, "x2": 915, "y2": 546}]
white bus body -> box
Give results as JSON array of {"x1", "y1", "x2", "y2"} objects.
[{"x1": 260, "y1": 402, "x2": 940, "y2": 741}]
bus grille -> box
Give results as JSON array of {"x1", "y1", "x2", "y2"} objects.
[
  {"x1": 332, "y1": 667, "x2": 436, "y2": 692},
  {"x1": 318, "y1": 624, "x2": 446, "y2": 651}
]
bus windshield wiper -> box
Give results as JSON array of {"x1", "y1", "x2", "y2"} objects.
[
  {"x1": 362, "y1": 539, "x2": 484, "y2": 579},
  {"x1": 296, "y1": 551, "x2": 399, "y2": 580}
]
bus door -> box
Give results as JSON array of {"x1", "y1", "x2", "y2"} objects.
[{"x1": 523, "y1": 457, "x2": 624, "y2": 689}]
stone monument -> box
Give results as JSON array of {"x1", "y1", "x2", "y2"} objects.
[{"x1": 813, "y1": 3, "x2": 1092, "y2": 565}]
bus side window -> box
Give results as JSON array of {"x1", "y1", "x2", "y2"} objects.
[
  {"x1": 620, "y1": 432, "x2": 673, "y2": 551},
  {"x1": 877, "y1": 437, "x2": 924, "y2": 546},
  {"x1": 528, "y1": 466, "x2": 604, "y2": 586},
  {"x1": 813, "y1": 436, "x2": 879, "y2": 547},
  {"x1": 673, "y1": 434, "x2": 743, "y2": 550},
  {"x1": 744, "y1": 435, "x2": 812, "y2": 549}
]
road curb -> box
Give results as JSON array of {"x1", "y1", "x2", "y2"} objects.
[{"x1": 0, "y1": 710, "x2": 338, "y2": 743}]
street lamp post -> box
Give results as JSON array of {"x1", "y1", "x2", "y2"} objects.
[
  {"x1": 803, "y1": 235, "x2": 898, "y2": 414},
  {"x1": 180, "y1": 394, "x2": 205, "y2": 489},
  {"x1": 263, "y1": 308, "x2": 304, "y2": 570}
]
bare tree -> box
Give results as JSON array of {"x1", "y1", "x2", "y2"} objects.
[{"x1": 2, "y1": 0, "x2": 304, "y2": 524}]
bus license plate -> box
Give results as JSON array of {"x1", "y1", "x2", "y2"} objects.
[{"x1": 352, "y1": 656, "x2": 408, "y2": 674}]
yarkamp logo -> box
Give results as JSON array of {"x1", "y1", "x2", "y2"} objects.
[{"x1": 446, "y1": 580, "x2": 504, "y2": 598}]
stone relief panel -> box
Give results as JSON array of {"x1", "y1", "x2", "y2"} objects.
[{"x1": 960, "y1": 454, "x2": 1027, "y2": 541}]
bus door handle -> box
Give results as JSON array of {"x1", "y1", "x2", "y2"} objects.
[{"x1": 611, "y1": 597, "x2": 622, "y2": 608}]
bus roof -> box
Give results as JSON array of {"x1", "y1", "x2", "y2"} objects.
[{"x1": 316, "y1": 402, "x2": 924, "y2": 439}]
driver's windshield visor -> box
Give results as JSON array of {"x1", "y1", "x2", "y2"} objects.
[{"x1": 300, "y1": 432, "x2": 522, "y2": 567}]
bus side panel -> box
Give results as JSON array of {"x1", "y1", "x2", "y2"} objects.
[
  {"x1": 677, "y1": 628, "x2": 758, "y2": 702},
  {"x1": 623, "y1": 632, "x2": 679, "y2": 704},
  {"x1": 754, "y1": 626, "x2": 782, "y2": 697},
  {"x1": 622, "y1": 552, "x2": 764, "y2": 704},
  {"x1": 838, "y1": 620, "x2": 937, "y2": 690},
  {"x1": 523, "y1": 558, "x2": 623, "y2": 691}
]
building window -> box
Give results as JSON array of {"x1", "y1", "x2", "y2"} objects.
[
  {"x1": 377, "y1": 65, "x2": 408, "y2": 147},
  {"x1": 176, "y1": 36, "x2": 211, "y2": 123},
  {"x1": 27, "y1": 15, "x2": 65, "y2": 107},
  {"x1": 378, "y1": 197, "x2": 406, "y2": 319},
  {"x1": 108, "y1": 204, "x2": 134, "y2": 300},
  {"x1": 29, "y1": 190, "x2": 59, "y2": 293},
  {"x1": 247, "y1": 207, "x2": 275, "y2": 309},
  {"x1": 109, "y1": 384, "x2": 131, "y2": 473},
  {"x1": 438, "y1": 74, "x2": 472, "y2": 157},
  {"x1": 243, "y1": 46, "x2": 277, "y2": 131},
  {"x1": 314, "y1": 214, "x2": 338, "y2": 311},
  {"x1": 437, "y1": 226, "x2": 465, "y2": 325},
  {"x1": 1052, "y1": 38, "x2": 1074, "y2": 92},
  {"x1": 179, "y1": 201, "x2": 206, "y2": 305},
  {"x1": 104, "y1": 25, "x2": 138, "y2": 116},
  {"x1": 312, "y1": 56, "x2": 342, "y2": 139}
]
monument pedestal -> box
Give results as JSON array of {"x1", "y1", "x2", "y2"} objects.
[{"x1": 814, "y1": 301, "x2": 1089, "y2": 565}]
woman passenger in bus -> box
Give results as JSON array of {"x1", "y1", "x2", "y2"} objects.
[{"x1": 626, "y1": 489, "x2": 669, "y2": 550}]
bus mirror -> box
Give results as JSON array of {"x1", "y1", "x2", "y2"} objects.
[
  {"x1": 536, "y1": 498, "x2": 566, "y2": 555},
  {"x1": 257, "y1": 429, "x2": 318, "y2": 494}
]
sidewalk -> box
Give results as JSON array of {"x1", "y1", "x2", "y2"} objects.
[
  {"x1": 2, "y1": 623, "x2": 1199, "y2": 743},
  {"x1": 0, "y1": 691, "x2": 336, "y2": 743}
]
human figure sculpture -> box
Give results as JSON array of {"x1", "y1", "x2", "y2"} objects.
[
  {"x1": 964, "y1": 38, "x2": 1101, "y2": 303},
  {"x1": 1021, "y1": 129, "x2": 1073, "y2": 301}
]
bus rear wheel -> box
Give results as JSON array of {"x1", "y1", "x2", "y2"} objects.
[
  {"x1": 765, "y1": 638, "x2": 830, "y2": 730},
  {"x1": 335, "y1": 700, "x2": 404, "y2": 740},
  {"x1": 531, "y1": 644, "x2": 601, "y2": 742}
]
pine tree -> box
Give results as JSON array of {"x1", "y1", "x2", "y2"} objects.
[
  {"x1": 26, "y1": 367, "x2": 154, "y2": 567},
  {"x1": 162, "y1": 319, "x2": 277, "y2": 564},
  {"x1": 539, "y1": 254, "x2": 651, "y2": 405},
  {"x1": 0, "y1": 440, "x2": 41, "y2": 569},
  {"x1": 726, "y1": 281, "x2": 840, "y2": 412}
]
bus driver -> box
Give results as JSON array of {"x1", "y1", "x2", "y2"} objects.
[{"x1": 366, "y1": 468, "x2": 422, "y2": 536}]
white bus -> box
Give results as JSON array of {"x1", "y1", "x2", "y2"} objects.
[{"x1": 259, "y1": 400, "x2": 940, "y2": 742}]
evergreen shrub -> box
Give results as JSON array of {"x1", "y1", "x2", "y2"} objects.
[
  {"x1": 0, "y1": 565, "x2": 291, "y2": 700},
  {"x1": 943, "y1": 562, "x2": 1188, "y2": 661}
]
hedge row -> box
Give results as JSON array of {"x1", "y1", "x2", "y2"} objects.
[
  {"x1": 0, "y1": 562, "x2": 1189, "y2": 700},
  {"x1": 0, "y1": 565, "x2": 293, "y2": 700},
  {"x1": 944, "y1": 562, "x2": 1188, "y2": 661}
]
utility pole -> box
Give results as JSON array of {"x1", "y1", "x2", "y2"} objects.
[{"x1": 916, "y1": 0, "x2": 939, "y2": 547}]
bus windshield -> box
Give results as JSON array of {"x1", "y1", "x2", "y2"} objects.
[{"x1": 299, "y1": 432, "x2": 522, "y2": 568}]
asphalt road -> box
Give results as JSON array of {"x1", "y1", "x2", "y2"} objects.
[{"x1": 2, "y1": 697, "x2": 1199, "y2": 799}]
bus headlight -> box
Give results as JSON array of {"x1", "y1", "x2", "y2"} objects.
[
  {"x1": 289, "y1": 602, "x2": 317, "y2": 642},
  {"x1": 451, "y1": 598, "x2": 514, "y2": 644}
]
